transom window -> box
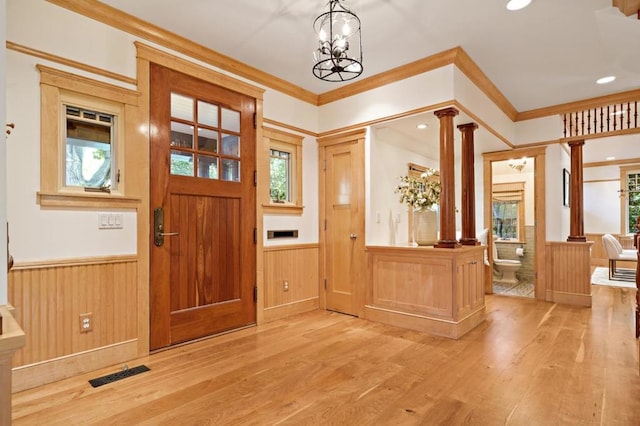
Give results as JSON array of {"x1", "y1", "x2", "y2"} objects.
[{"x1": 169, "y1": 92, "x2": 241, "y2": 182}]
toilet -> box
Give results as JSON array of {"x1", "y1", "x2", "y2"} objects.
[{"x1": 492, "y1": 240, "x2": 521, "y2": 284}]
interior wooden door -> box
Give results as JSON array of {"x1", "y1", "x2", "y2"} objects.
[
  {"x1": 323, "y1": 139, "x2": 365, "y2": 316},
  {"x1": 149, "y1": 64, "x2": 256, "y2": 350}
]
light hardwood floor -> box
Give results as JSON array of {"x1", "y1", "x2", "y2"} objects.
[{"x1": 12, "y1": 285, "x2": 640, "y2": 425}]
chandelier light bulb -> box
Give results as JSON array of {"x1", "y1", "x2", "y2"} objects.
[
  {"x1": 318, "y1": 28, "x2": 327, "y2": 42},
  {"x1": 342, "y1": 22, "x2": 351, "y2": 36}
]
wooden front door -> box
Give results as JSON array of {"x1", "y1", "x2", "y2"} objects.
[
  {"x1": 322, "y1": 135, "x2": 365, "y2": 316},
  {"x1": 149, "y1": 64, "x2": 256, "y2": 350}
]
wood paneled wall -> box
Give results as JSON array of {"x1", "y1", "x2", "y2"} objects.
[
  {"x1": 263, "y1": 244, "x2": 319, "y2": 322},
  {"x1": 8, "y1": 256, "x2": 138, "y2": 391},
  {"x1": 545, "y1": 242, "x2": 593, "y2": 306}
]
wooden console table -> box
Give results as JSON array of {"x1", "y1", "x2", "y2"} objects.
[{"x1": 365, "y1": 245, "x2": 485, "y2": 339}]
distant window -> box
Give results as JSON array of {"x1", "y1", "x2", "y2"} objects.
[
  {"x1": 492, "y1": 182, "x2": 525, "y2": 241},
  {"x1": 626, "y1": 171, "x2": 640, "y2": 233}
]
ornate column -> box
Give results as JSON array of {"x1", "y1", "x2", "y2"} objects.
[
  {"x1": 458, "y1": 122, "x2": 479, "y2": 246},
  {"x1": 567, "y1": 139, "x2": 586, "y2": 242},
  {"x1": 434, "y1": 107, "x2": 459, "y2": 249}
]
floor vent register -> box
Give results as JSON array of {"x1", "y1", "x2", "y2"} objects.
[{"x1": 88, "y1": 365, "x2": 150, "y2": 388}]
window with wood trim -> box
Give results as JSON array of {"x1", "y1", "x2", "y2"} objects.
[
  {"x1": 492, "y1": 182, "x2": 525, "y2": 241},
  {"x1": 37, "y1": 65, "x2": 139, "y2": 208},
  {"x1": 263, "y1": 128, "x2": 303, "y2": 214},
  {"x1": 621, "y1": 167, "x2": 640, "y2": 234}
]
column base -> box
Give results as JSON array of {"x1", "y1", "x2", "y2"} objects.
[
  {"x1": 567, "y1": 235, "x2": 587, "y2": 242},
  {"x1": 435, "y1": 240, "x2": 461, "y2": 249},
  {"x1": 459, "y1": 238, "x2": 480, "y2": 246}
]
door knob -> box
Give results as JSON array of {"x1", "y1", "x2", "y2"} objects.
[
  {"x1": 350, "y1": 233, "x2": 358, "y2": 240},
  {"x1": 154, "y1": 207, "x2": 179, "y2": 247}
]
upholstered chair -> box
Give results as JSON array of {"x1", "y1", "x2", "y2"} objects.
[{"x1": 601, "y1": 233, "x2": 637, "y2": 281}]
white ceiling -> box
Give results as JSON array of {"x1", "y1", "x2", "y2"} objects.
[{"x1": 99, "y1": 0, "x2": 640, "y2": 162}]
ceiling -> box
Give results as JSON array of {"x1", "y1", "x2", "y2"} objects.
[{"x1": 98, "y1": 0, "x2": 640, "y2": 162}]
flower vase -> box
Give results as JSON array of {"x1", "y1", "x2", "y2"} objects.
[{"x1": 413, "y1": 209, "x2": 437, "y2": 246}]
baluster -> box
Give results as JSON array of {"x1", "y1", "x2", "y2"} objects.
[
  {"x1": 627, "y1": 102, "x2": 631, "y2": 129},
  {"x1": 635, "y1": 101, "x2": 638, "y2": 128},
  {"x1": 575, "y1": 112, "x2": 579, "y2": 136},
  {"x1": 600, "y1": 107, "x2": 604, "y2": 132},
  {"x1": 563, "y1": 114, "x2": 567, "y2": 138},
  {"x1": 587, "y1": 109, "x2": 591, "y2": 134},
  {"x1": 581, "y1": 110, "x2": 585, "y2": 135},
  {"x1": 606, "y1": 106, "x2": 610, "y2": 132},
  {"x1": 620, "y1": 103, "x2": 624, "y2": 130},
  {"x1": 613, "y1": 104, "x2": 617, "y2": 131},
  {"x1": 569, "y1": 113, "x2": 573, "y2": 137}
]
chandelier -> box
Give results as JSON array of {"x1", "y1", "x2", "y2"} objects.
[
  {"x1": 312, "y1": 0, "x2": 363, "y2": 82},
  {"x1": 508, "y1": 157, "x2": 527, "y2": 172}
]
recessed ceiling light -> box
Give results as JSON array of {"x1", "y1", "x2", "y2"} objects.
[
  {"x1": 416, "y1": 124, "x2": 428, "y2": 130},
  {"x1": 606, "y1": 156, "x2": 615, "y2": 161},
  {"x1": 596, "y1": 75, "x2": 616, "y2": 84},
  {"x1": 506, "y1": 0, "x2": 532, "y2": 11}
]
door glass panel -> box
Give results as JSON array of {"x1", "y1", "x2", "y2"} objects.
[
  {"x1": 197, "y1": 100, "x2": 218, "y2": 127},
  {"x1": 171, "y1": 93, "x2": 193, "y2": 121},
  {"x1": 222, "y1": 108, "x2": 240, "y2": 132},
  {"x1": 197, "y1": 155, "x2": 219, "y2": 179},
  {"x1": 170, "y1": 150, "x2": 194, "y2": 176},
  {"x1": 198, "y1": 128, "x2": 218, "y2": 153},
  {"x1": 221, "y1": 134, "x2": 240, "y2": 157},
  {"x1": 221, "y1": 159, "x2": 240, "y2": 182},
  {"x1": 171, "y1": 122, "x2": 194, "y2": 148}
]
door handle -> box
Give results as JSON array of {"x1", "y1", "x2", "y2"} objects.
[
  {"x1": 350, "y1": 233, "x2": 358, "y2": 240},
  {"x1": 154, "y1": 207, "x2": 179, "y2": 247}
]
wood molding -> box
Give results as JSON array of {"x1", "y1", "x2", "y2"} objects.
[
  {"x1": 263, "y1": 243, "x2": 320, "y2": 252},
  {"x1": 262, "y1": 298, "x2": 319, "y2": 323},
  {"x1": 584, "y1": 157, "x2": 640, "y2": 168},
  {"x1": 517, "y1": 88, "x2": 640, "y2": 121},
  {"x1": 263, "y1": 118, "x2": 319, "y2": 138},
  {"x1": 37, "y1": 64, "x2": 140, "y2": 106},
  {"x1": 452, "y1": 101, "x2": 514, "y2": 149},
  {"x1": 7, "y1": 40, "x2": 137, "y2": 86},
  {"x1": 10, "y1": 254, "x2": 137, "y2": 270},
  {"x1": 46, "y1": 0, "x2": 315, "y2": 105},
  {"x1": 584, "y1": 178, "x2": 620, "y2": 183},
  {"x1": 317, "y1": 129, "x2": 367, "y2": 146},
  {"x1": 37, "y1": 191, "x2": 142, "y2": 209},
  {"x1": 612, "y1": 0, "x2": 640, "y2": 16}
]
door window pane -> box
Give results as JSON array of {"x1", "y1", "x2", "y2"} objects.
[
  {"x1": 65, "y1": 106, "x2": 114, "y2": 189},
  {"x1": 171, "y1": 93, "x2": 193, "y2": 121},
  {"x1": 197, "y1": 155, "x2": 218, "y2": 179},
  {"x1": 197, "y1": 100, "x2": 218, "y2": 127},
  {"x1": 197, "y1": 128, "x2": 217, "y2": 153},
  {"x1": 171, "y1": 122, "x2": 194, "y2": 148},
  {"x1": 221, "y1": 159, "x2": 240, "y2": 182},
  {"x1": 221, "y1": 134, "x2": 240, "y2": 157},
  {"x1": 170, "y1": 151, "x2": 194, "y2": 176},
  {"x1": 221, "y1": 108, "x2": 240, "y2": 132}
]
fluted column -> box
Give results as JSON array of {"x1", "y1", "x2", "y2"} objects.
[
  {"x1": 567, "y1": 139, "x2": 586, "y2": 242},
  {"x1": 458, "y1": 122, "x2": 479, "y2": 246},
  {"x1": 434, "y1": 107, "x2": 459, "y2": 249}
]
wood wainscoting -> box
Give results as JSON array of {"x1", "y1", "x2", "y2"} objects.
[
  {"x1": 364, "y1": 245, "x2": 485, "y2": 339},
  {"x1": 263, "y1": 244, "x2": 319, "y2": 323},
  {"x1": 545, "y1": 241, "x2": 593, "y2": 307},
  {"x1": 8, "y1": 255, "x2": 138, "y2": 392}
]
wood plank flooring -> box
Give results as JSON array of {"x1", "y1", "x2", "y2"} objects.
[{"x1": 12, "y1": 285, "x2": 640, "y2": 425}]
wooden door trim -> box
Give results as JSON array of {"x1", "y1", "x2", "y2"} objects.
[{"x1": 482, "y1": 146, "x2": 547, "y2": 299}]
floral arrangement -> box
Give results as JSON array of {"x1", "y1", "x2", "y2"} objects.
[{"x1": 395, "y1": 169, "x2": 441, "y2": 211}]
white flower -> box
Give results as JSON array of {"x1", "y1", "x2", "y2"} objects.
[{"x1": 395, "y1": 169, "x2": 441, "y2": 211}]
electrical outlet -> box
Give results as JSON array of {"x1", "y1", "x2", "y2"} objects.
[
  {"x1": 80, "y1": 313, "x2": 93, "y2": 333},
  {"x1": 283, "y1": 281, "x2": 289, "y2": 292}
]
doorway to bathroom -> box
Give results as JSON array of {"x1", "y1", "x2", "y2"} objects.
[{"x1": 483, "y1": 147, "x2": 547, "y2": 300}]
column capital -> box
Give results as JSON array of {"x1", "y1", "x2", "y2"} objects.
[
  {"x1": 568, "y1": 139, "x2": 585, "y2": 147},
  {"x1": 434, "y1": 107, "x2": 459, "y2": 119},
  {"x1": 457, "y1": 122, "x2": 478, "y2": 131}
]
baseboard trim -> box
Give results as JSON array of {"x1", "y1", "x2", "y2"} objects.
[
  {"x1": 550, "y1": 290, "x2": 592, "y2": 307},
  {"x1": 12, "y1": 339, "x2": 138, "y2": 392},
  {"x1": 263, "y1": 298, "x2": 319, "y2": 323}
]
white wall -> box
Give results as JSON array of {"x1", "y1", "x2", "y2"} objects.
[
  {"x1": 493, "y1": 161, "x2": 535, "y2": 227},
  {"x1": 544, "y1": 144, "x2": 571, "y2": 240},
  {"x1": 584, "y1": 165, "x2": 621, "y2": 234},
  {"x1": 0, "y1": 0, "x2": 7, "y2": 304}
]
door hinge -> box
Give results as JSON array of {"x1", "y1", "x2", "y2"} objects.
[
  {"x1": 254, "y1": 286, "x2": 258, "y2": 302},
  {"x1": 254, "y1": 170, "x2": 257, "y2": 186},
  {"x1": 253, "y1": 112, "x2": 257, "y2": 129},
  {"x1": 324, "y1": 278, "x2": 327, "y2": 290},
  {"x1": 254, "y1": 228, "x2": 258, "y2": 244}
]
